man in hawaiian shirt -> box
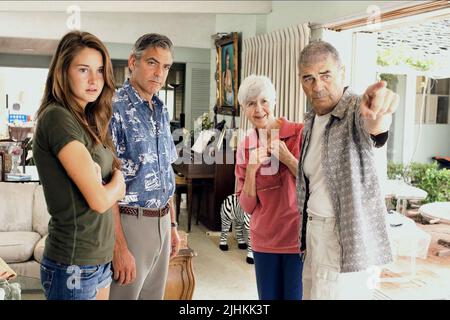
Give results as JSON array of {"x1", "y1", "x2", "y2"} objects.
[{"x1": 109, "y1": 33, "x2": 180, "y2": 300}]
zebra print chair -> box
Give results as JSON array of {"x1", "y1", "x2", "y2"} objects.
[{"x1": 219, "y1": 194, "x2": 254, "y2": 264}]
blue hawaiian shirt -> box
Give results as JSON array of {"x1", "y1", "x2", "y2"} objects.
[{"x1": 109, "y1": 79, "x2": 178, "y2": 208}]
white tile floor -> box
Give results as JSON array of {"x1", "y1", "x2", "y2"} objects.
[{"x1": 177, "y1": 206, "x2": 258, "y2": 300}]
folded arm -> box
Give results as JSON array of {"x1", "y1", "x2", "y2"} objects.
[{"x1": 58, "y1": 140, "x2": 125, "y2": 214}]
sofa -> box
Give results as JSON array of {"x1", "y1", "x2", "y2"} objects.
[{"x1": 0, "y1": 182, "x2": 50, "y2": 280}]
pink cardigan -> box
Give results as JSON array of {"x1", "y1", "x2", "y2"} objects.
[{"x1": 235, "y1": 118, "x2": 304, "y2": 254}]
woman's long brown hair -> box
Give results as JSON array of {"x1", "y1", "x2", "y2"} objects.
[{"x1": 37, "y1": 31, "x2": 120, "y2": 169}]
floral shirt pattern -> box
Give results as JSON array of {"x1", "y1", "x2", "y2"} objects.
[{"x1": 109, "y1": 79, "x2": 177, "y2": 208}]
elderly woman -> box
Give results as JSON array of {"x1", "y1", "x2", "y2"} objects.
[{"x1": 235, "y1": 75, "x2": 304, "y2": 300}]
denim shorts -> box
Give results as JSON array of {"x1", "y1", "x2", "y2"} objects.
[{"x1": 40, "y1": 256, "x2": 113, "y2": 300}]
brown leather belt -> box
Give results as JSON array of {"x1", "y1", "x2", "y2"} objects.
[{"x1": 119, "y1": 204, "x2": 169, "y2": 218}]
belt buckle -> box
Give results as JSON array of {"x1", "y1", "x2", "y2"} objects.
[{"x1": 138, "y1": 207, "x2": 143, "y2": 219}]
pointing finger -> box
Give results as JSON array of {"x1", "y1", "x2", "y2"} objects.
[
  {"x1": 384, "y1": 92, "x2": 399, "y2": 115},
  {"x1": 370, "y1": 87, "x2": 388, "y2": 117},
  {"x1": 360, "y1": 93, "x2": 376, "y2": 119},
  {"x1": 364, "y1": 80, "x2": 386, "y2": 98}
]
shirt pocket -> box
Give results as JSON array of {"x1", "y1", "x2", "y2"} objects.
[
  {"x1": 40, "y1": 263, "x2": 55, "y2": 298},
  {"x1": 255, "y1": 172, "x2": 282, "y2": 193}
]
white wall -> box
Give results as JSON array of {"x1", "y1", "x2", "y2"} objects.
[
  {"x1": 412, "y1": 124, "x2": 450, "y2": 163},
  {"x1": 317, "y1": 29, "x2": 354, "y2": 87},
  {"x1": 0, "y1": 67, "x2": 48, "y2": 137},
  {"x1": 0, "y1": 11, "x2": 216, "y2": 49}
]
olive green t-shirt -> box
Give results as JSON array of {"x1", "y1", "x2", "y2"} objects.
[{"x1": 33, "y1": 104, "x2": 115, "y2": 265}]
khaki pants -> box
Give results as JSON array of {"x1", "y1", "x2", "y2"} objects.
[
  {"x1": 302, "y1": 215, "x2": 379, "y2": 300},
  {"x1": 109, "y1": 212, "x2": 171, "y2": 300}
]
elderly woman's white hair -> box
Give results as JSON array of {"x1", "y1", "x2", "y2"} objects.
[{"x1": 237, "y1": 75, "x2": 276, "y2": 110}]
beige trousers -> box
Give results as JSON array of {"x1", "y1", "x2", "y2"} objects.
[
  {"x1": 302, "y1": 215, "x2": 379, "y2": 300},
  {"x1": 109, "y1": 212, "x2": 171, "y2": 300}
]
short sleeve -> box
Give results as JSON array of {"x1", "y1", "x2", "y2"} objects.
[
  {"x1": 41, "y1": 106, "x2": 85, "y2": 157},
  {"x1": 163, "y1": 108, "x2": 178, "y2": 164}
]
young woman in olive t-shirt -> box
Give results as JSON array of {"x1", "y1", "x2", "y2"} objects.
[{"x1": 33, "y1": 31, "x2": 125, "y2": 300}]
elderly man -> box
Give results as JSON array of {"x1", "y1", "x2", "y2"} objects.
[
  {"x1": 109, "y1": 33, "x2": 180, "y2": 300},
  {"x1": 297, "y1": 41, "x2": 398, "y2": 300}
]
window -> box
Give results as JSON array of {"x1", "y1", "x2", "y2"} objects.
[
  {"x1": 437, "y1": 96, "x2": 449, "y2": 124},
  {"x1": 415, "y1": 77, "x2": 449, "y2": 124},
  {"x1": 158, "y1": 64, "x2": 185, "y2": 123}
]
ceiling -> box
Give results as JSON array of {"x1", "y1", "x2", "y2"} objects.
[
  {"x1": 0, "y1": 1, "x2": 273, "y2": 14},
  {"x1": 0, "y1": 1, "x2": 273, "y2": 55}
]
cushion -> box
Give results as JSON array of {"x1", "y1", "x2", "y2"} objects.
[
  {"x1": 33, "y1": 234, "x2": 47, "y2": 263},
  {"x1": 0, "y1": 183, "x2": 37, "y2": 232},
  {"x1": 32, "y1": 185, "x2": 51, "y2": 236},
  {"x1": 0, "y1": 231, "x2": 41, "y2": 263}
]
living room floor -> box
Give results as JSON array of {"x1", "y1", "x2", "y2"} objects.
[{"x1": 178, "y1": 208, "x2": 258, "y2": 300}]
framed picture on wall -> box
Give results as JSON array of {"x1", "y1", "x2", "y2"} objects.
[{"x1": 215, "y1": 32, "x2": 240, "y2": 116}]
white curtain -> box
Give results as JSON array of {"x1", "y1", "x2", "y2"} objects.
[{"x1": 239, "y1": 23, "x2": 310, "y2": 137}]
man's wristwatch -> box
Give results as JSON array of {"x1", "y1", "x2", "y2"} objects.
[{"x1": 171, "y1": 222, "x2": 178, "y2": 228}]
